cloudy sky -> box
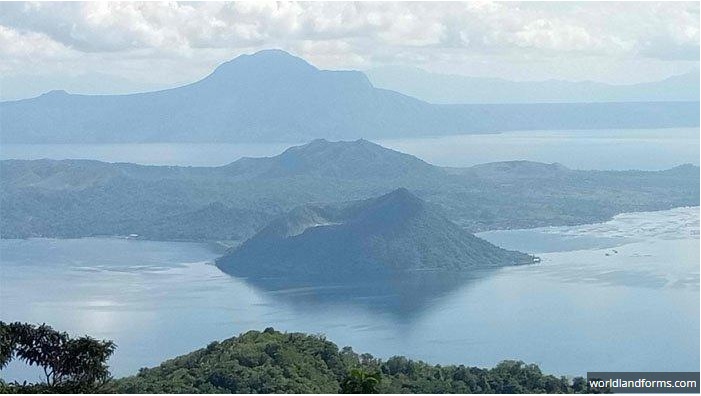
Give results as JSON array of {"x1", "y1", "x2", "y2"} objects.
[{"x1": 1, "y1": 1, "x2": 699, "y2": 100}]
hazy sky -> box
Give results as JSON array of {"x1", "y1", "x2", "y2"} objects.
[{"x1": 1, "y1": 1, "x2": 699, "y2": 100}]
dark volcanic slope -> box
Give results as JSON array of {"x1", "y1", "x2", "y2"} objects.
[
  {"x1": 216, "y1": 188, "x2": 535, "y2": 278},
  {"x1": 2, "y1": 50, "x2": 697, "y2": 144}
]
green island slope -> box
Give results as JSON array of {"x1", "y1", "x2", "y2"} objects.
[
  {"x1": 2, "y1": 139, "x2": 698, "y2": 242},
  {"x1": 114, "y1": 328, "x2": 592, "y2": 394}
]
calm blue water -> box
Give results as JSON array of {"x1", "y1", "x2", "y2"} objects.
[
  {"x1": 1, "y1": 127, "x2": 698, "y2": 170},
  {"x1": 1, "y1": 207, "x2": 698, "y2": 381},
  {"x1": 379, "y1": 127, "x2": 700, "y2": 170}
]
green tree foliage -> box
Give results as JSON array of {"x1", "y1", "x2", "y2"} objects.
[
  {"x1": 0, "y1": 324, "x2": 602, "y2": 394},
  {"x1": 115, "y1": 328, "x2": 595, "y2": 394},
  {"x1": 341, "y1": 367, "x2": 382, "y2": 394},
  {"x1": 0, "y1": 322, "x2": 115, "y2": 393}
]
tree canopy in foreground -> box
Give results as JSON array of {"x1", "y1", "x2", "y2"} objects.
[
  {"x1": 115, "y1": 328, "x2": 597, "y2": 394},
  {"x1": 1, "y1": 324, "x2": 605, "y2": 393},
  {"x1": 0, "y1": 321, "x2": 115, "y2": 393}
]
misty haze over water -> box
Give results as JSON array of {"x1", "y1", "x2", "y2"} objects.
[{"x1": 1, "y1": 127, "x2": 698, "y2": 171}]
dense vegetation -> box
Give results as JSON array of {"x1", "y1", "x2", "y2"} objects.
[
  {"x1": 114, "y1": 328, "x2": 595, "y2": 394},
  {"x1": 0, "y1": 322, "x2": 115, "y2": 393},
  {"x1": 0, "y1": 324, "x2": 609, "y2": 394},
  {"x1": 218, "y1": 188, "x2": 534, "y2": 279},
  {"x1": 2, "y1": 139, "x2": 698, "y2": 242}
]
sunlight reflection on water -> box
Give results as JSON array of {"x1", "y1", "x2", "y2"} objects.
[{"x1": 0, "y1": 208, "x2": 698, "y2": 381}]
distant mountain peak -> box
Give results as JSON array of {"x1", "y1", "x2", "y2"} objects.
[
  {"x1": 288, "y1": 138, "x2": 376, "y2": 152},
  {"x1": 252, "y1": 48, "x2": 298, "y2": 57},
  {"x1": 301, "y1": 138, "x2": 332, "y2": 148},
  {"x1": 4, "y1": 48, "x2": 697, "y2": 144},
  {"x1": 217, "y1": 49, "x2": 318, "y2": 70},
  {"x1": 206, "y1": 49, "x2": 317, "y2": 81},
  {"x1": 240, "y1": 49, "x2": 316, "y2": 67},
  {"x1": 36, "y1": 89, "x2": 71, "y2": 100},
  {"x1": 42, "y1": 89, "x2": 69, "y2": 96}
]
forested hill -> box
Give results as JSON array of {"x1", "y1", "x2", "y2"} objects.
[
  {"x1": 2, "y1": 49, "x2": 698, "y2": 144},
  {"x1": 2, "y1": 139, "x2": 698, "y2": 241},
  {"x1": 114, "y1": 328, "x2": 592, "y2": 393},
  {"x1": 217, "y1": 188, "x2": 535, "y2": 279}
]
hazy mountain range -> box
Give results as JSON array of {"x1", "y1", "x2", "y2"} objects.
[
  {"x1": 217, "y1": 188, "x2": 535, "y2": 279},
  {"x1": 1, "y1": 50, "x2": 698, "y2": 144},
  {"x1": 2, "y1": 139, "x2": 697, "y2": 242},
  {"x1": 367, "y1": 66, "x2": 701, "y2": 104}
]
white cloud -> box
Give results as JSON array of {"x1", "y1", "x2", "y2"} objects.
[{"x1": 0, "y1": 24, "x2": 79, "y2": 74}]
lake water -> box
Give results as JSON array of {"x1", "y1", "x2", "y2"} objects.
[
  {"x1": 1, "y1": 207, "x2": 698, "y2": 381},
  {"x1": 1, "y1": 127, "x2": 698, "y2": 170}
]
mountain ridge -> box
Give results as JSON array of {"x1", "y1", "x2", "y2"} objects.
[
  {"x1": 367, "y1": 66, "x2": 701, "y2": 104},
  {"x1": 2, "y1": 50, "x2": 697, "y2": 144},
  {"x1": 2, "y1": 139, "x2": 698, "y2": 241}
]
